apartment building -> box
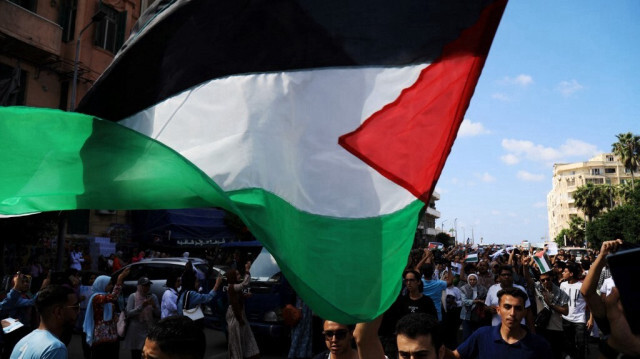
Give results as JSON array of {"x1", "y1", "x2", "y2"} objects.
[
  {"x1": 547, "y1": 153, "x2": 632, "y2": 240},
  {"x1": 0, "y1": 0, "x2": 156, "y2": 242},
  {"x1": 415, "y1": 190, "x2": 441, "y2": 246}
]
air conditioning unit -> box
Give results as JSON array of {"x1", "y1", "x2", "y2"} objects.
[{"x1": 96, "y1": 210, "x2": 116, "y2": 215}]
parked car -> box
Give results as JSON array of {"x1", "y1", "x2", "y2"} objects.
[
  {"x1": 113, "y1": 257, "x2": 210, "y2": 302},
  {"x1": 561, "y1": 247, "x2": 589, "y2": 263}
]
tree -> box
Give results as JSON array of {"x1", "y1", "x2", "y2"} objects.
[
  {"x1": 554, "y1": 228, "x2": 571, "y2": 246},
  {"x1": 567, "y1": 216, "x2": 585, "y2": 247},
  {"x1": 587, "y1": 204, "x2": 640, "y2": 249},
  {"x1": 572, "y1": 183, "x2": 610, "y2": 222},
  {"x1": 616, "y1": 181, "x2": 635, "y2": 205},
  {"x1": 612, "y1": 132, "x2": 640, "y2": 188}
]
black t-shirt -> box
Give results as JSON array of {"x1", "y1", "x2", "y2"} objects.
[
  {"x1": 395, "y1": 294, "x2": 438, "y2": 319},
  {"x1": 380, "y1": 294, "x2": 438, "y2": 335}
]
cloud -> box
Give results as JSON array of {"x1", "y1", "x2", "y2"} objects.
[
  {"x1": 507, "y1": 212, "x2": 518, "y2": 218},
  {"x1": 475, "y1": 172, "x2": 496, "y2": 183},
  {"x1": 491, "y1": 210, "x2": 501, "y2": 215},
  {"x1": 533, "y1": 201, "x2": 547, "y2": 208},
  {"x1": 500, "y1": 154, "x2": 520, "y2": 165},
  {"x1": 491, "y1": 93, "x2": 510, "y2": 101},
  {"x1": 501, "y1": 74, "x2": 534, "y2": 87},
  {"x1": 517, "y1": 170, "x2": 545, "y2": 182},
  {"x1": 501, "y1": 138, "x2": 600, "y2": 165},
  {"x1": 556, "y1": 79, "x2": 584, "y2": 97},
  {"x1": 459, "y1": 119, "x2": 491, "y2": 137}
]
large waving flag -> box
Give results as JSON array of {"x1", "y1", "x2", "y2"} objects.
[{"x1": 0, "y1": 0, "x2": 507, "y2": 322}]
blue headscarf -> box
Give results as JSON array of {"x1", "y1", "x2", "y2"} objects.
[{"x1": 83, "y1": 275, "x2": 113, "y2": 345}]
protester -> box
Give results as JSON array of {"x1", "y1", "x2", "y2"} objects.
[
  {"x1": 475, "y1": 261, "x2": 494, "y2": 289},
  {"x1": 459, "y1": 273, "x2": 488, "y2": 340},
  {"x1": 449, "y1": 287, "x2": 552, "y2": 358},
  {"x1": 312, "y1": 321, "x2": 357, "y2": 359},
  {"x1": 560, "y1": 262, "x2": 588, "y2": 359},
  {"x1": 380, "y1": 270, "x2": 437, "y2": 357},
  {"x1": 522, "y1": 257, "x2": 569, "y2": 359},
  {"x1": 123, "y1": 277, "x2": 161, "y2": 359},
  {"x1": 9, "y1": 285, "x2": 78, "y2": 359},
  {"x1": 83, "y1": 268, "x2": 130, "y2": 359},
  {"x1": 70, "y1": 246, "x2": 84, "y2": 271},
  {"x1": 442, "y1": 271, "x2": 463, "y2": 349},
  {"x1": 415, "y1": 249, "x2": 449, "y2": 321},
  {"x1": 395, "y1": 313, "x2": 444, "y2": 359},
  {"x1": 142, "y1": 316, "x2": 206, "y2": 359},
  {"x1": 485, "y1": 265, "x2": 533, "y2": 330},
  {"x1": 225, "y1": 262, "x2": 259, "y2": 359},
  {"x1": 160, "y1": 272, "x2": 181, "y2": 319},
  {"x1": 0, "y1": 273, "x2": 47, "y2": 358},
  {"x1": 176, "y1": 262, "x2": 223, "y2": 320},
  {"x1": 288, "y1": 295, "x2": 312, "y2": 359}
]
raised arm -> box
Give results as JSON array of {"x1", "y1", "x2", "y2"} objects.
[
  {"x1": 353, "y1": 315, "x2": 386, "y2": 359},
  {"x1": 580, "y1": 239, "x2": 622, "y2": 319}
]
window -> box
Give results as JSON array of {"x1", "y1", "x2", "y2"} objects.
[
  {"x1": 567, "y1": 178, "x2": 575, "y2": 186},
  {"x1": 586, "y1": 178, "x2": 604, "y2": 184},
  {"x1": 0, "y1": 63, "x2": 26, "y2": 106},
  {"x1": 605, "y1": 168, "x2": 616, "y2": 174},
  {"x1": 591, "y1": 168, "x2": 601, "y2": 175},
  {"x1": 606, "y1": 155, "x2": 614, "y2": 162},
  {"x1": 59, "y1": 0, "x2": 77, "y2": 43},
  {"x1": 94, "y1": 4, "x2": 127, "y2": 53}
]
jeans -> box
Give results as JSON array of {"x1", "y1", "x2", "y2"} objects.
[{"x1": 562, "y1": 319, "x2": 586, "y2": 359}]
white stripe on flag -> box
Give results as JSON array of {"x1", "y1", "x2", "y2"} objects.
[
  {"x1": 120, "y1": 66, "x2": 427, "y2": 218},
  {"x1": 534, "y1": 255, "x2": 552, "y2": 274}
]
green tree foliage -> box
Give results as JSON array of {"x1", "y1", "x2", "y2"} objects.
[
  {"x1": 555, "y1": 228, "x2": 571, "y2": 246},
  {"x1": 612, "y1": 132, "x2": 640, "y2": 188},
  {"x1": 587, "y1": 185, "x2": 640, "y2": 248},
  {"x1": 572, "y1": 183, "x2": 609, "y2": 221},
  {"x1": 567, "y1": 216, "x2": 585, "y2": 247}
]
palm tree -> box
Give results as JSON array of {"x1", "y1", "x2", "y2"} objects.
[
  {"x1": 567, "y1": 216, "x2": 585, "y2": 247},
  {"x1": 612, "y1": 132, "x2": 640, "y2": 188},
  {"x1": 616, "y1": 181, "x2": 634, "y2": 205},
  {"x1": 572, "y1": 183, "x2": 609, "y2": 222}
]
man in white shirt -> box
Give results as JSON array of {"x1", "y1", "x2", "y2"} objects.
[
  {"x1": 560, "y1": 262, "x2": 588, "y2": 359},
  {"x1": 485, "y1": 265, "x2": 532, "y2": 330}
]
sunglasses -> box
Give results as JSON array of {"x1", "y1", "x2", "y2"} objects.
[{"x1": 323, "y1": 329, "x2": 349, "y2": 340}]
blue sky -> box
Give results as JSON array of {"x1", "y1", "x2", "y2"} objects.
[{"x1": 435, "y1": 1, "x2": 640, "y2": 245}]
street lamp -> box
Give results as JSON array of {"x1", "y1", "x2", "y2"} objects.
[
  {"x1": 70, "y1": 10, "x2": 107, "y2": 110},
  {"x1": 441, "y1": 219, "x2": 447, "y2": 232},
  {"x1": 454, "y1": 218, "x2": 458, "y2": 246}
]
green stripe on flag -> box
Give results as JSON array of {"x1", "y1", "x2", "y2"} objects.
[
  {"x1": 0, "y1": 106, "x2": 233, "y2": 214},
  {"x1": 1, "y1": 106, "x2": 424, "y2": 323},
  {"x1": 229, "y1": 188, "x2": 424, "y2": 323}
]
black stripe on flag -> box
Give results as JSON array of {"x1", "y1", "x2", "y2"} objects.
[{"x1": 78, "y1": 0, "x2": 497, "y2": 121}]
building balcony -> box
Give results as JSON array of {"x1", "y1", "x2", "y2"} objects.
[
  {"x1": 425, "y1": 206, "x2": 441, "y2": 218},
  {"x1": 0, "y1": 1, "x2": 62, "y2": 63}
]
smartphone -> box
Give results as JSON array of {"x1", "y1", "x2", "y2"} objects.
[{"x1": 607, "y1": 247, "x2": 640, "y2": 334}]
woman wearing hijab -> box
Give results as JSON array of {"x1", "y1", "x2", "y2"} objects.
[
  {"x1": 83, "y1": 268, "x2": 130, "y2": 359},
  {"x1": 226, "y1": 261, "x2": 259, "y2": 359},
  {"x1": 123, "y1": 277, "x2": 160, "y2": 359},
  {"x1": 459, "y1": 273, "x2": 488, "y2": 340}
]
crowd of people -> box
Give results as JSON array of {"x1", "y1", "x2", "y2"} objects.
[
  {"x1": 0, "y1": 239, "x2": 638, "y2": 359},
  {"x1": 304, "y1": 239, "x2": 639, "y2": 359}
]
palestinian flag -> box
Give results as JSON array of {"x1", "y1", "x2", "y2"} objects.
[
  {"x1": 534, "y1": 250, "x2": 552, "y2": 274},
  {"x1": 464, "y1": 253, "x2": 479, "y2": 263},
  {"x1": 0, "y1": 0, "x2": 507, "y2": 322}
]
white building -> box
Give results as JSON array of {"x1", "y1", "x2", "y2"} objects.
[{"x1": 547, "y1": 153, "x2": 632, "y2": 240}]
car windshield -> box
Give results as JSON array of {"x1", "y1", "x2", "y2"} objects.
[{"x1": 250, "y1": 248, "x2": 280, "y2": 280}]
